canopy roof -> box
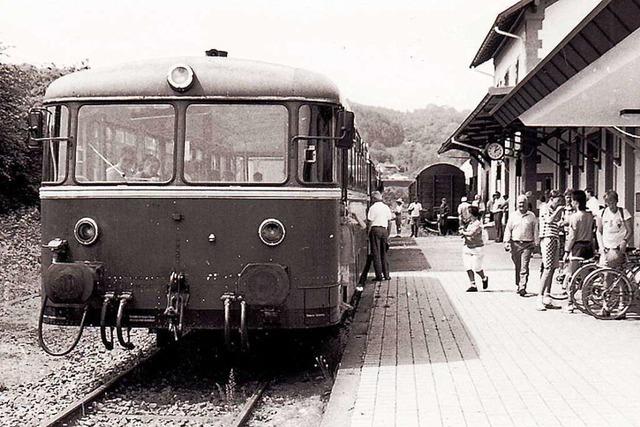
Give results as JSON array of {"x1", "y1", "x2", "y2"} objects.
[{"x1": 438, "y1": 86, "x2": 511, "y2": 154}]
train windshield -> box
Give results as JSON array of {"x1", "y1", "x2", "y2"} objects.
[
  {"x1": 75, "y1": 104, "x2": 175, "y2": 184},
  {"x1": 185, "y1": 104, "x2": 288, "y2": 184}
]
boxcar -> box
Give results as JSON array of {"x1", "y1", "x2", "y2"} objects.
[
  {"x1": 413, "y1": 163, "x2": 466, "y2": 222},
  {"x1": 29, "y1": 54, "x2": 376, "y2": 354}
]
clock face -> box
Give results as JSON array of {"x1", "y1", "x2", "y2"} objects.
[{"x1": 486, "y1": 142, "x2": 504, "y2": 160}]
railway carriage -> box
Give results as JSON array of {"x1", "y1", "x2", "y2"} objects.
[
  {"x1": 29, "y1": 54, "x2": 376, "y2": 355},
  {"x1": 412, "y1": 163, "x2": 466, "y2": 232}
]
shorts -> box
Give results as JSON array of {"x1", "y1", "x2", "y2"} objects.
[
  {"x1": 600, "y1": 248, "x2": 625, "y2": 268},
  {"x1": 569, "y1": 241, "x2": 594, "y2": 261},
  {"x1": 462, "y1": 246, "x2": 484, "y2": 271},
  {"x1": 540, "y1": 237, "x2": 559, "y2": 269}
]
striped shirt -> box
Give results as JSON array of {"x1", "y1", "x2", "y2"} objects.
[{"x1": 539, "y1": 204, "x2": 561, "y2": 239}]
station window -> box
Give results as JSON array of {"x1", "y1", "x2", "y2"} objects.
[
  {"x1": 298, "y1": 105, "x2": 335, "y2": 183},
  {"x1": 76, "y1": 104, "x2": 175, "y2": 184},
  {"x1": 185, "y1": 104, "x2": 288, "y2": 184},
  {"x1": 42, "y1": 105, "x2": 69, "y2": 184}
]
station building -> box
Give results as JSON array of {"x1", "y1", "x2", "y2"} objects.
[{"x1": 439, "y1": 0, "x2": 640, "y2": 243}]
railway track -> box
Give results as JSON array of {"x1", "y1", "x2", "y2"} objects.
[
  {"x1": 39, "y1": 347, "x2": 165, "y2": 427},
  {"x1": 39, "y1": 340, "x2": 271, "y2": 427}
]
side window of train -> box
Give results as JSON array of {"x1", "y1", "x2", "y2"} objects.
[
  {"x1": 75, "y1": 104, "x2": 175, "y2": 184},
  {"x1": 298, "y1": 105, "x2": 335, "y2": 183},
  {"x1": 185, "y1": 104, "x2": 288, "y2": 184},
  {"x1": 42, "y1": 105, "x2": 69, "y2": 184}
]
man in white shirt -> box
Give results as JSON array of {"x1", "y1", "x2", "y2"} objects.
[
  {"x1": 504, "y1": 194, "x2": 539, "y2": 296},
  {"x1": 458, "y1": 196, "x2": 471, "y2": 226},
  {"x1": 596, "y1": 190, "x2": 632, "y2": 268},
  {"x1": 407, "y1": 198, "x2": 423, "y2": 238},
  {"x1": 367, "y1": 191, "x2": 394, "y2": 281},
  {"x1": 586, "y1": 188, "x2": 601, "y2": 216}
]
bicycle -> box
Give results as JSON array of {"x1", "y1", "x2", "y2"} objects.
[
  {"x1": 565, "y1": 255, "x2": 602, "y2": 313},
  {"x1": 580, "y1": 250, "x2": 640, "y2": 320}
]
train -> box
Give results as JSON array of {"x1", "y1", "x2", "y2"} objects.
[
  {"x1": 409, "y1": 163, "x2": 466, "y2": 233},
  {"x1": 28, "y1": 52, "x2": 380, "y2": 355}
]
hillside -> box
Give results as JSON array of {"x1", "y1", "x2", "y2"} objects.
[{"x1": 351, "y1": 102, "x2": 470, "y2": 175}]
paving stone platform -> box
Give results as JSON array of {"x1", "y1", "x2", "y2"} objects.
[{"x1": 322, "y1": 236, "x2": 640, "y2": 427}]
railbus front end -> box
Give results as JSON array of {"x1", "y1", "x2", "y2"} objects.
[{"x1": 29, "y1": 56, "x2": 373, "y2": 355}]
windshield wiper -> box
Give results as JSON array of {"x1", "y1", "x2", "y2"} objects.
[{"x1": 88, "y1": 143, "x2": 126, "y2": 178}]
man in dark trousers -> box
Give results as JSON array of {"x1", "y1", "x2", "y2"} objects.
[{"x1": 367, "y1": 191, "x2": 394, "y2": 281}]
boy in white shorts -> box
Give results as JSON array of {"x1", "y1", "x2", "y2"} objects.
[{"x1": 459, "y1": 206, "x2": 489, "y2": 292}]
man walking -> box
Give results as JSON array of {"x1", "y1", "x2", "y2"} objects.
[
  {"x1": 368, "y1": 191, "x2": 394, "y2": 281},
  {"x1": 504, "y1": 194, "x2": 539, "y2": 296}
]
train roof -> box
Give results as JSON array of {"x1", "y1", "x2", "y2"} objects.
[
  {"x1": 414, "y1": 162, "x2": 464, "y2": 178},
  {"x1": 44, "y1": 56, "x2": 342, "y2": 103}
]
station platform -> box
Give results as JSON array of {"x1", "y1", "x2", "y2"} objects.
[{"x1": 322, "y1": 236, "x2": 640, "y2": 427}]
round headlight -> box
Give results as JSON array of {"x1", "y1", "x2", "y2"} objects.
[
  {"x1": 258, "y1": 219, "x2": 285, "y2": 246},
  {"x1": 74, "y1": 218, "x2": 99, "y2": 245},
  {"x1": 167, "y1": 64, "x2": 194, "y2": 92}
]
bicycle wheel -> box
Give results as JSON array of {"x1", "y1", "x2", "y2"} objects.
[
  {"x1": 568, "y1": 262, "x2": 599, "y2": 314},
  {"x1": 581, "y1": 268, "x2": 634, "y2": 320}
]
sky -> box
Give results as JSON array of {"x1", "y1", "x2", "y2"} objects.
[{"x1": 0, "y1": 0, "x2": 519, "y2": 112}]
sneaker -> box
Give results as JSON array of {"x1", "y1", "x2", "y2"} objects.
[
  {"x1": 535, "y1": 301, "x2": 547, "y2": 311},
  {"x1": 518, "y1": 289, "x2": 527, "y2": 297},
  {"x1": 466, "y1": 286, "x2": 478, "y2": 292},
  {"x1": 481, "y1": 277, "x2": 489, "y2": 289},
  {"x1": 384, "y1": 276, "x2": 391, "y2": 281}
]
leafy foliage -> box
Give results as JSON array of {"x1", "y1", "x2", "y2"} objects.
[
  {"x1": 0, "y1": 45, "x2": 85, "y2": 212},
  {"x1": 352, "y1": 102, "x2": 469, "y2": 175}
]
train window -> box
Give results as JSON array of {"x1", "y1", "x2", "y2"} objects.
[
  {"x1": 75, "y1": 104, "x2": 175, "y2": 184},
  {"x1": 298, "y1": 105, "x2": 335, "y2": 183},
  {"x1": 42, "y1": 105, "x2": 69, "y2": 184},
  {"x1": 185, "y1": 104, "x2": 287, "y2": 184}
]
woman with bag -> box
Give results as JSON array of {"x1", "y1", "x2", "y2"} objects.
[{"x1": 459, "y1": 206, "x2": 489, "y2": 292}]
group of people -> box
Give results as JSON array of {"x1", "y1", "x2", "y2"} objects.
[{"x1": 488, "y1": 188, "x2": 632, "y2": 312}]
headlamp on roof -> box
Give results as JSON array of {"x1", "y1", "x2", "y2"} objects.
[{"x1": 167, "y1": 64, "x2": 194, "y2": 92}]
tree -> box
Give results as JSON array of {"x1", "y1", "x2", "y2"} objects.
[{"x1": 0, "y1": 46, "x2": 86, "y2": 212}]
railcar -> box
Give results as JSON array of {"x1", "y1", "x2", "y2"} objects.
[
  {"x1": 28, "y1": 53, "x2": 376, "y2": 355},
  {"x1": 413, "y1": 163, "x2": 466, "y2": 232}
]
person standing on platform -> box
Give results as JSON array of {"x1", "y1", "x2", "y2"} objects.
[
  {"x1": 367, "y1": 191, "x2": 394, "y2": 281},
  {"x1": 491, "y1": 192, "x2": 506, "y2": 242},
  {"x1": 596, "y1": 190, "x2": 632, "y2": 269},
  {"x1": 459, "y1": 206, "x2": 489, "y2": 292},
  {"x1": 586, "y1": 188, "x2": 601, "y2": 216},
  {"x1": 504, "y1": 194, "x2": 539, "y2": 296},
  {"x1": 407, "y1": 197, "x2": 422, "y2": 238},
  {"x1": 472, "y1": 194, "x2": 486, "y2": 222},
  {"x1": 393, "y1": 199, "x2": 403, "y2": 237},
  {"x1": 458, "y1": 196, "x2": 471, "y2": 226},
  {"x1": 563, "y1": 190, "x2": 595, "y2": 312},
  {"x1": 536, "y1": 190, "x2": 564, "y2": 310},
  {"x1": 438, "y1": 197, "x2": 450, "y2": 235}
]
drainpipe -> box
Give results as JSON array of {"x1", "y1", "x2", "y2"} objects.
[{"x1": 494, "y1": 26, "x2": 523, "y2": 42}]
